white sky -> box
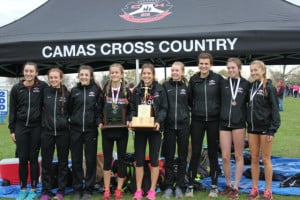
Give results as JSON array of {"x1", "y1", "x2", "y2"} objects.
[{"x1": 0, "y1": 0, "x2": 47, "y2": 27}]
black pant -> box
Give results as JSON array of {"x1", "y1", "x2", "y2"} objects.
[
  {"x1": 134, "y1": 131, "x2": 161, "y2": 167},
  {"x1": 188, "y1": 119, "x2": 219, "y2": 186},
  {"x1": 70, "y1": 128, "x2": 98, "y2": 193},
  {"x1": 102, "y1": 128, "x2": 128, "y2": 178},
  {"x1": 41, "y1": 131, "x2": 70, "y2": 195},
  {"x1": 162, "y1": 127, "x2": 189, "y2": 189},
  {"x1": 15, "y1": 123, "x2": 41, "y2": 189}
]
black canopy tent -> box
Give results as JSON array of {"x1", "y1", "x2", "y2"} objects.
[{"x1": 0, "y1": 0, "x2": 300, "y2": 77}]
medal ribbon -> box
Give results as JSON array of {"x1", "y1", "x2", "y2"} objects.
[
  {"x1": 111, "y1": 86, "x2": 120, "y2": 105},
  {"x1": 229, "y1": 78, "x2": 240, "y2": 102},
  {"x1": 250, "y1": 81, "x2": 263, "y2": 102}
]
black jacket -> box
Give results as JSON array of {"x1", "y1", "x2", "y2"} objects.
[
  {"x1": 163, "y1": 79, "x2": 190, "y2": 130},
  {"x1": 42, "y1": 85, "x2": 70, "y2": 135},
  {"x1": 8, "y1": 80, "x2": 48, "y2": 134},
  {"x1": 69, "y1": 82, "x2": 103, "y2": 132},
  {"x1": 220, "y1": 77, "x2": 250, "y2": 128},
  {"x1": 247, "y1": 80, "x2": 281, "y2": 136},
  {"x1": 188, "y1": 71, "x2": 223, "y2": 121},
  {"x1": 129, "y1": 81, "x2": 168, "y2": 130}
]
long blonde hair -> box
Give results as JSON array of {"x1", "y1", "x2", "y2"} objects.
[
  {"x1": 106, "y1": 63, "x2": 128, "y2": 103},
  {"x1": 251, "y1": 60, "x2": 268, "y2": 96},
  {"x1": 171, "y1": 61, "x2": 188, "y2": 86}
]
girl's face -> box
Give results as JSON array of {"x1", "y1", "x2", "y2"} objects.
[
  {"x1": 198, "y1": 58, "x2": 212, "y2": 75},
  {"x1": 227, "y1": 61, "x2": 240, "y2": 78},
  {"x1": 48, "y1": 71, "x2": 62, "y2": 88},
  {"x1": 78, "y1": 69, "x2": 91, "y2": 85},
  {"x1": 110, "y1": 66, "x2": 122, "y2": 83},
  {"x1": 141, "y1": 68, "x2": 154, "y2": 86},
  {"x1": 23, "y1": 64, "x2": 38, "y2": 82},
  {"x1": 250, "y1": 64, "x2": 264, "y2": 81},
  {"x1": 171, "y1": 64, "x2": 183, "y2": 81}
]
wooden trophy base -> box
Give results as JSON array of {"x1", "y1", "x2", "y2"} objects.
[
  {"x1": 102, "y1": 124, "x2": 127, "y2": 129},
  {"x1": 131, "y1": 116, "x2": 155, "y2": 130}
]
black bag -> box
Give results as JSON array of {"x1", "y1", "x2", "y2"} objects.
[
  {"x1": 50, "y1": 162, "x2": 72, "y2": 189},
  {"x1": 113, "y1": 153, "x2": 151, "y2": 194},
  {"x1": 197, "y1": 148, "x2": 210, "y2": 179},
  {"x1": 243, "y1": 167, "x2": 287, "y2": 181},
  {"x1": 280, "y1": 173, "x2": 300, "y2": 187}
]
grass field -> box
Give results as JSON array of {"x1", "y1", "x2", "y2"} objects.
[{"x1": 0, "y1": 97, "x2": 299, "y2": 199}]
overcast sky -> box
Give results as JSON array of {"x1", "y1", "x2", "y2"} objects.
[{"x1": 0, "y1": 0, "x2": 47, "y2": 27}]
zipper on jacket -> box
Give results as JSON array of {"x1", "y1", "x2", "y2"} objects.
[
  {"x1": 205, "y1": 79, "x2": 208, "y2": 121},
  {"x1": 174, "y1": 82, "x2": 178, "y2": 130},
  {"x1": 251, "y1": 100, "x2": 254, "y2": 131},
  {"x1": 82, "y1": 87, "x2": 86, "y2": 132},
  {"x1": 228, "y1": 101, "x2": 232, "y2": 127},
  {"x1": 25, "y1": 89, "x2": 31, "y2": 126},
  {"x1": 54, "y1": 90, "x2": 57, "y2": 136}
]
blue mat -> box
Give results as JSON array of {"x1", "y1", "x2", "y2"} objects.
[
  {"x1": 201, "y1": 155, "x2": 300, "y2": 196},
  {"x1": 1, "y1": 154, "x2": 300, "y2": 198}
]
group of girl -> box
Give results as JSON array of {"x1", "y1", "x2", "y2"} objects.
[{"x1": 9, "y1": 53, "x2": 280, "y2": 200}]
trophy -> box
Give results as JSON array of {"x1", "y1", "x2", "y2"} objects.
[
  {"x1": 102, "y1": 103, "x2": 127, "y2": 129},
  {"x1": 131, "y1": 86, "x2": 155, "y2": 128}
]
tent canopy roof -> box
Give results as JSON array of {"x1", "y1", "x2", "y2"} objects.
[{"x1": 1, "y1": 0, "x2": 300, "y2": 76}]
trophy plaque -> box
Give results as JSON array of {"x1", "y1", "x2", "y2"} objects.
[
  {"x1": 102, "y1": 104, "x2": 127, "y2": 129},
  {"x1": 131, "y1": 86, "x2": 155, "y2": 129}
]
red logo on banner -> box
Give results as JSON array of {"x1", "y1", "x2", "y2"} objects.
[{"x1": 120, "y1": 0, "x2": 173, "y2": 23}]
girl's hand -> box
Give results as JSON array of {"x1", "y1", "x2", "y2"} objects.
[
  {"x1": 154, "y1": 122, "x2": 160, "y2": 131},
  {"x1": 267, "y1": 135, "x2": 273, "y2": 142},
  {"x1": 11, "y1": 133, "x2": 16, "y2": 143},
  {"x1": 98, "y1": 123, "x2": 103, "y2": 130},
  {"x1": 127, "y1": 121, "x2": 133, "y2": 131}
]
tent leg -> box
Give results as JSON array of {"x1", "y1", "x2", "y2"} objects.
[{"x1": 135, "y1": 59, "x2": 139, "y2": 85}]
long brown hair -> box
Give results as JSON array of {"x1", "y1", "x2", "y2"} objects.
[
  {"x1": 23, "y1": 61, "x2": 39, "y2": 84},
  {"x1": 140, "y1": 62, "x2": 156, "y2": 87},
  {"x1": 251, "y1": 60, "x2": 268, "y2": 96},
  {"x1": 227, "y1": 57, "x2": 242, "y2": 77},
  {"x1": 47, "y1": 67, "x2": 66, "y2": 114},
  {"x1": 78, "y1": 65, "x2": 96, "y2": 85}
]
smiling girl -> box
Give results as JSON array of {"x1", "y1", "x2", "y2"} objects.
[
  {"x1": 219, "y1": 58, "x2": 250, "y2": 199},
  {"x1": 161, "y1": 61, "x2": 189, "y2": 198},
  {"x1": 9, "y1": 62, "x2": 48, "y2": 200},
  {"x1": 129, "y1": 63, "x2": 168, "y2": 200},
  {"x1": 99, "y1": 63, "x2": 130, "y2": 200},
  {"x1": 69, "y1": 65, "x2": 103, "y2": 200},
  {"x1": 40, "y1": 68, "x2": 70, "y2": 200},
  {"x1": 247, "y1": 60, "x2": 280, "y2": 200}
]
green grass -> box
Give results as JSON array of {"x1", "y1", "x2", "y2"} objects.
[{"x1": 0, "y1": 97, "x2": 299, "y2": 199}]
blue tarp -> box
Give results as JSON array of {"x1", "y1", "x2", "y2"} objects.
[{"x1": 1, "y1": 155, "x2": 299, "y2": 198}]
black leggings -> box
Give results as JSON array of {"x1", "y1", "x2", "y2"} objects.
[
  {"x1": 15, "y1": 123, "x2": 41, "y2": 189},
  {"x1": 102, "y1": 128, "x2": 128, "y2": 178},
  {"x1": 188, "y1": 119, "x2": 220, "y2": 186},
  {"x1": 70, "y1": 128, "x2": 98, "y2": 193},
  {"x1": 41, "y1": 131, "x2": 70, "y2": 195},
  {"x1": 162, "y1": 127, "x2": 189, "y2": 189},
  {"x1": 134, "y1": 131, "x2": 161, "y2": 167}
]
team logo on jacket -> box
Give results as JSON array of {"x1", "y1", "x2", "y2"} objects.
[
  {"x1": 284, "y1": 0, "x2": 300, "y2": 7},
  {"x1": 180, "y1": 89, "x2": 187, "y2": 95},
  {"x1": 32, "y1": 87, "x2": 40, "y2": 93},
  {"x1": 208, "y1": 80, "x2": 216, "y2": 86},
  {"x1": 89, "y1": 91, "x2": 95, "y2": 97},
  {"x1": 120, "y1": 0, "x2": 173, "y2": 23}
]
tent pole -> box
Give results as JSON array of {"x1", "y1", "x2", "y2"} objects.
[{"x1": 135, "y1": 59, "x2": 140, "y2": 85}]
